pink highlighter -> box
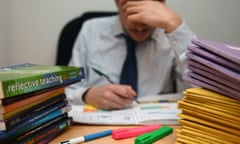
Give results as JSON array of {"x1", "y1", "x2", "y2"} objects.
[{"x1": 112, "y1": 125, "x2": 161, "y2": 140}]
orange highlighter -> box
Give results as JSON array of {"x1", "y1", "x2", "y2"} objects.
[{"x1": 112, "y1": 125, "x2": 161, "y2": 140}]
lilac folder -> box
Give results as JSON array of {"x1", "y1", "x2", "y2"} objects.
[
  {"x1": 187, "y1": 60, "x2": 239, "y2": 84},
  {"x1": 187, "y1": 44, "x2": 240, "y2": 72},
  {"x1": 188, "y1": 65, "x2": 239, "y2": 91},
  {"x1": 186, "y1": 52, "x2": 240, "y2": 82},
  {"x1": 191, "y1": 39, "x2": 240, "y2": 65},
  {"x1": 183, "y1": 74, "x2": 240, "y2": 100}
]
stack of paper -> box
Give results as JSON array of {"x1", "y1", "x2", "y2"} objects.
[
  {"x1": 177, "y1": 88, "x2": 240, "y2": 143},
  {"x1": 176, "y1": 39, "x2": 240, "y2": 143},
  {"x1": 183, "y1": 39, "x2": 240, "y2": 100}
]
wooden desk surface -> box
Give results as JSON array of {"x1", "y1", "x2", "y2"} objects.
[{"x1": 50, "y1": 124, "x2": 180, "y2": 144}]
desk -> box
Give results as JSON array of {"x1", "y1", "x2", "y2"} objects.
[{"x1": 50, "y1": 124, "x2": 180, "y2": 144}]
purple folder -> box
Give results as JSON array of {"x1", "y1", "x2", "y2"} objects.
[
  {"x1": 186, "y1": 52, "x2": 240, "y2": 82},
  {"x1": 191, "y1": 39, "x2": 240, "y2": 65},
  {"x1": 187, "y1": 44, "x2": 240, "y2": 72},
  {"x1": 188, "y1": 65, "x2": 239, "y2": 91},
  {"x1": 187, "y1": 60, "x2": 239, "y2": 84},
  {"x1": 188, "y1": 72, "x2": 239, "y2": 96},
  {"x1": 183, "y1": 74, "x2": 240, "y2": 100}
]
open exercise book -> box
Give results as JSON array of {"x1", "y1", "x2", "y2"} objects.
[{"x1": 69, "y1": 94, "x2": 181, "y2": 125}]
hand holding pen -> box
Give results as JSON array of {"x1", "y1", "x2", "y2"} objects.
[{"x1": 82, "y1": 67, "x2": 136, "y2": 109}]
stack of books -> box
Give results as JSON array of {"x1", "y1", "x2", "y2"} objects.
[
  {"x1": 176, "y1": 39, "x2": 240, "y2": 143},
  {"x1": 0, "y1": 63, "x2": 84, "y2": 143}
]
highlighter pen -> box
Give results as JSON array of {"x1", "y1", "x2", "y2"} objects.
[
  {"x1": 59, "y1": 129, "x2": 112, "y2": 144},
  {"x1": 112, "y1": 125, "x2": 161, "y2": 140},
  {"x1": 135, "y1": 126, "x2": 173, "y2": 144}
]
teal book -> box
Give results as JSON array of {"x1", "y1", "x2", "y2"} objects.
[
  {"x1": 0, "y1": 107, "x2": 70, "y2": 141},
  {"x1": 0, "y1": 63, "x2": 84, "y2": 99}
]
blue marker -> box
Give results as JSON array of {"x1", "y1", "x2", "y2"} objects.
[{"x1": 60, "y1": 129, "x2": 112, "y2": 144}]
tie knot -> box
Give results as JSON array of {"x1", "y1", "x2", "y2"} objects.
[{"x1": 123, "y1": 35, "x2": 136, "y2": 52}]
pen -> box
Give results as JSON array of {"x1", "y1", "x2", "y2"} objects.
[
  {"x1": 92, "y1": 67, "x2": 138, "y2": 103},
  {"x1": 92, "y1": 67, "x2": 114, "y2": 84},
  {"x1": 135, "y1": 126, "x2": 173, "y2": 144},
  {"x1": 112, "y1": 125, "x2": 161, "y2": 140},
  {"x1": 59, "y1": 129, "x2": 112, "y2": 144}
]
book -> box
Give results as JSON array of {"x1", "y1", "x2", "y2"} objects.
[
  {"x1": 19, "y1": 116, "x2": 72, "y2": 144},
  {"x1": 0, "y1": 105, "x2": 70, "y2": 134},
  {"x1": 0, "y1": 86, "x2": 66, "y2": 114},
  {"x1": 0, "y1": 85, "x2": 66, "y2": 106},
  {"x1": 0, "y1": 63, "x2": 84, "y2": 99},
  {"x1": 69, "y1": 101, "x2": 180, "y2": 125},
  {"x1": 0, "y1": 105, "x2": 70, "y2": 141},
  {"x1": 191, "y1": 38, "x2": 240, "y2": 64},
  {"x1": 1, "y1": 114, "x2": 70, "y2": 144},
  {"x1": 0, "y1": 92, "x2": 66, "y2": 121},
  {"x1": 0, "y1": 86, "x2": 65, "y2": 115},
  {"x1": 0, "y1": 98, "x2": 68, "y2": 131}
]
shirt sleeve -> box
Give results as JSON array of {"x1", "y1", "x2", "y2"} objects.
[
  {"x1": 65, "y1": 82, "x2": 88, "y2": 105},
  {"x1": 166, "y1": 22, "x2": 197, "y2": 92}
]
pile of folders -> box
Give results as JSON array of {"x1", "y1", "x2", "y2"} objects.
[
  {"x1": 0, "y1": 63, "x2": 84, "y2": 143},
  {"x1": 176, "y1": 39, "x2": 240, "y2": 143}
]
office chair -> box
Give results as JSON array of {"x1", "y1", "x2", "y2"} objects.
[{"x1": 56, "y1": 11, "x2": 117, "y2": 65}]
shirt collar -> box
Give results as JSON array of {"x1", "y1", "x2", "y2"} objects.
[{"x1": 113, "y1": 16, "x2": 126, "y2": 37}]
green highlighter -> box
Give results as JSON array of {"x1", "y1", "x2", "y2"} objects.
[{"x1": 135, "y1": 126, "x2": 173, "y2": 144}]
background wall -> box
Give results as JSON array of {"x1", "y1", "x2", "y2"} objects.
[{"x1": 1, "y1": 0, "x2": 240, "y2": 67}]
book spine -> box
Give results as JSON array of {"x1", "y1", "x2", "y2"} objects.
[
  {"x1": 0, "y1": 86, "x2": 66, "y2": 114},
  {"x1": 0, "y1": 106, "x2": 69, "y2": 141},
  {"x1": 3, "y1": 106, "x2": 70, "y2": 133},
  {"x1": 0, "y1": 93, "x2": 66, "y2": 121},
  {"x1": 2, "y1": 100, "x2": 68, "y2": 131},
  {"x1": 20, "y1": 117, "x2": 72, "y2": 144},
  {"x1": 0, "y1": 88, "x2": 64, "y2": 121},
  {"x1": 1, "y1": 67, "x2": 84, "y2": 98},
  {"x1": 1, "y1": 114, "x2": 70, "y2": 144}
]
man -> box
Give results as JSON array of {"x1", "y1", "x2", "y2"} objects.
[{"x1": 66, "y1": 0, "x2": 196, "y2": 109}]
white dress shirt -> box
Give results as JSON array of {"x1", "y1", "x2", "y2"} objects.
[{"x1": 66, "y1": 15, "x2": 196, "y2": 104}]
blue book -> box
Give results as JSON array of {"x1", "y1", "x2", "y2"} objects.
[
  {"x1": 1, "y1": 114, "x2": 70, "y2": 144},
  {"x1": 0, "y1": 105, "x2": 70, "y2": 141},
  {"x1": 0, "y1": 97, "x2": 68, "y2": 130}
]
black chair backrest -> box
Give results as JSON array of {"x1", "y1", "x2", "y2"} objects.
[{"x1": 56, "y1": 11, "x2": 117, "y2": 65}]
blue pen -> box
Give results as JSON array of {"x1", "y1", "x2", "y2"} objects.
[{"x1": 59, "y1": 129, "x2": 112, "y2": 144}]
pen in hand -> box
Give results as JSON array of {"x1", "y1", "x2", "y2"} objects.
[
  {"x1": 92, "y1": 67, "x2": 115, "y2": 84},
  {"x1": 59, "y1": 129, "x2": 112, "y2": 144},
  {"x1": 92, "y1": 67, "x2": 138, "y2": 103}
]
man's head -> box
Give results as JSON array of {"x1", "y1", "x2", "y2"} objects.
[{"x1": 115, "y1": 0, "x2": 166, "y2": 42}]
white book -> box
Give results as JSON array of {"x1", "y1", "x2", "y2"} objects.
[{"x1": 69, "y1": 100, "x2": 180, "y2": 125}]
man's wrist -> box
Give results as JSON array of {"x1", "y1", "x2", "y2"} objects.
[{"x1": 165, "y1": 19, "x2": 182, "y2": 33}]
